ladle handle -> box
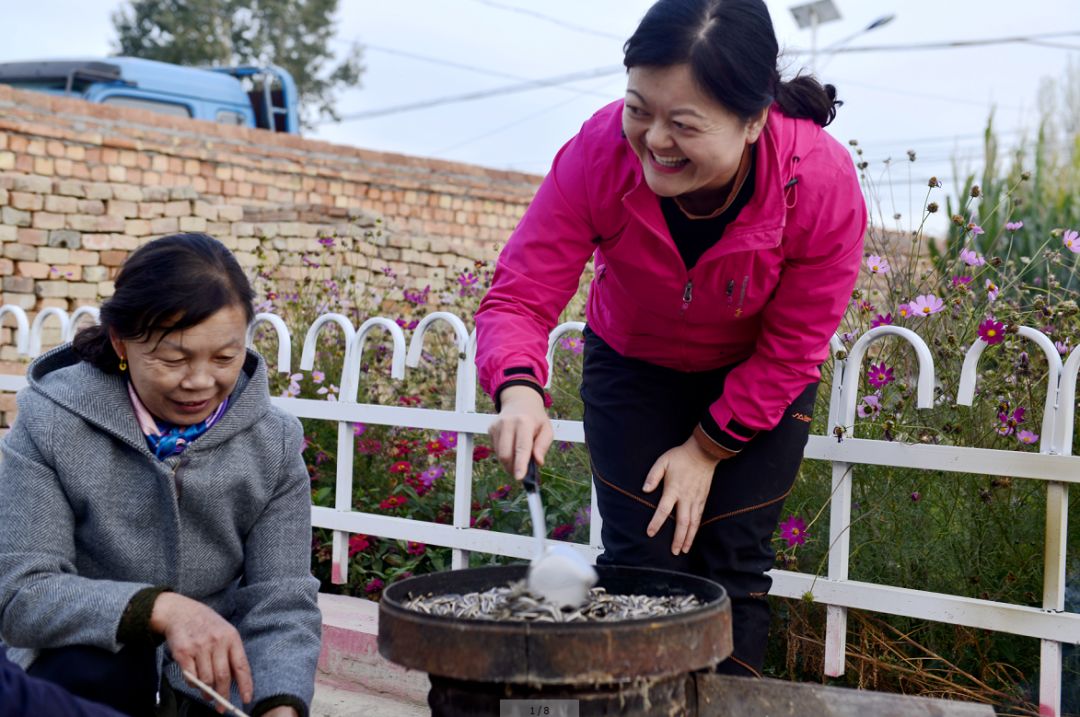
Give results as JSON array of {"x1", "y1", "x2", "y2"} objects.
[{"x1": 523, "y1": 459, "x2": 539, "y2": 494}]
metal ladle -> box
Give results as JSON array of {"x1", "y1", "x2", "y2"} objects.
[{"x1": 523, "y1": 460, "x2": 598, "y2": 608}]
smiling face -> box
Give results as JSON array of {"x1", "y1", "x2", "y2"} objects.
[
  {"x1": 623, "y1": 64, "x2": 767, "y2": 214},
  {"x1": 110, "y1": 304, "x2": 249, "y2": 426}
]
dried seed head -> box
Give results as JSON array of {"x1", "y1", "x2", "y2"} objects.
[
  {"x1": 970, "y1": 185, "x2": 981, "y2": 198},
  {"x1": 1021, "y1": 171, "x2": 1031, "y2": 181},
  {"x1": 927, "y1": 202, "x2": 939, "y2": 213},
  {"x1": 951, "y1": 214, "x2": 966, "y2": 226}
]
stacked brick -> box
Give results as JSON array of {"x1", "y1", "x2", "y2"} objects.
[{"x1": 0, "y1": 83, "x2": 543, "y2": 361}]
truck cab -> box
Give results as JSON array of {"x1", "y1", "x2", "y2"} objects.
[{"x1": 0, "y1": 57, "x2": 299, "y2": 134}]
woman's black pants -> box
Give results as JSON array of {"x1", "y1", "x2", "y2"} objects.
[
  {"x1": 26, "y1": 645, "x2": 216, "y2": 717},
  {"x1": 581, "y1": 327, "x2": 817, "y2": 677}
]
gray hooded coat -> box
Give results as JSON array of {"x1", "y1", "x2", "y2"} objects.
[{"x1": 0, "y1": 345, "x2": 321, "y2": 711}]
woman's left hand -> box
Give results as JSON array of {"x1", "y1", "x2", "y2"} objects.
[
  {"x1": 642, "y1": 436, "x2": 726, "y2": 554},
  {"x1": 261, "y1": 707, "x2": 299, "y2": 717}
]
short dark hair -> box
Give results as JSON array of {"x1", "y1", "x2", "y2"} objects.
[
  {"x1": 623, "y1": 0, "x2": 841, "y2": 127},
  {"x1": 73, "y1": 233, "x2": 255, "y2": 373}
]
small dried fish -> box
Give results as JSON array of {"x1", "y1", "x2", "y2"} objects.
[{"x1": 404, "y1": 581, "x2": 703, "y2": 623}]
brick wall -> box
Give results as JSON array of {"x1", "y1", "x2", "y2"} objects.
[{"x1": 0, "y1": 83, "x2": 544, "y2": 361}]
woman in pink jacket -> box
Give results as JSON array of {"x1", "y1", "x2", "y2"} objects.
[{"x1": 476, "y1": 0, "x2": 866, "y2": 676}]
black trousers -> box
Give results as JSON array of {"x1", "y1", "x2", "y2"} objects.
[
  {"x1": 26, "y1": 645, "x2": 216, "y2": 717},
  {"x1": 581, "y1": 327, "x2": 817, "y2": 676}
]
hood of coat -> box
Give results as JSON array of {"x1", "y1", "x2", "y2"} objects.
[{"x1": 26, "y1": 344, "x2": 272, "y2": 458}]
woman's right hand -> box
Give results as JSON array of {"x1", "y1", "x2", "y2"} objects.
[
  {"x1": 490, "y1": 385, "x2": 554, "y2": 480},
  {"x1": 150, "y1": 592, "x2": 254, "y2": 712}
]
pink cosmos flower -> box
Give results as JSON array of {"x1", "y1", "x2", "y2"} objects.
[
  {"x1": 1005, "y1": 221, "x2": 1024, "y2": 231},
  {"x1": 1017, "y1": 430, "x2": 1039, "y2": 445},
  {"x1": 985, "y1": 279, "x2": 999, "y2": 303},
  {"x1": 952, "y1": 275, "x2": 973, "y2": 288},
  {"x1": 558, "y1": 335, "x2": 584, "y2": 354},
  {"x1": 779, "y1": 516, "x2": 807, "y2": 547},
  {"x1": 977, "y1": 319, "x2": 1005, "y2": 345},
  {"x1": 312, "y1": 370, "x2": 325, "y2": 384},
  {"x1": 841, "y1": 331, "x2": 858, "y2": 344},
  {"x1": 1064, "y1": 229, "x2": 1080, "y2": 253},
  {"x1": 897, "y1": 303, "x2": 914, "y2": 319},
  {"x1": 316, "y1": 383, "x2": 339, "y2": 401},
  {"x1": 909, "y1": 294, "x2": 944, "y2": 316},
  {"x1": 959, "y1": 248, "x2": 986, "y2": 266},
  {"x1": 867, "y1": 363, "x2": 894, "y2": 388},
  {"x1": 968, "y1": 222, "x2": 984, "y2": 236},
  {"x1": 866, "y1": 255, "x2": 890, "y2": 274},
  {"x1": 857, "y1": 394, "x2": 882, "y2": 419},
  {"x1": 418, "y1": 465, "x2": 445, "y2": 489},
  {"x1": 1055, "y1": 340, "x2": 1071, "y2": 356},
  {"x1": 871, "y1": 313, "x2": 893, "y2": 328}
]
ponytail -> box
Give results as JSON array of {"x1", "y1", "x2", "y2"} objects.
[{"x1": 774, "y1": 74, "x2": 842, "y2": 127}]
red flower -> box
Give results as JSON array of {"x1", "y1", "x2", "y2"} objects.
[
  {"x1": 390, "y1": 461, "x2": 412, "y2": 474},
  {"x1": 426, "y1": 440, "x2": 447, "y2": 457},
  {"x1": 551, "y1": 524, "x2": 574, "y2": 540},
  {"x1": 379, "y1": 495, "x2": 408, "y2": 510},
  {"x1": 472, "y1": 445, "x2": 492, "y2": 461},
  {"x1": 406, "y1": 541, "x2": 426, "y2": 556},
  {"x1": 348, "y1": 534, "x2": 371, "y2": 557}
]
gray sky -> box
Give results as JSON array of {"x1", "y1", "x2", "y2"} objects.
[{"x1": 2, "y1": 0, "x2": 1079, "y2": 237}]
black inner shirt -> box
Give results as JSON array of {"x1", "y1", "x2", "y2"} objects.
[{"x1": 660, "y1": 144, "x2": 757, "y2": 270}]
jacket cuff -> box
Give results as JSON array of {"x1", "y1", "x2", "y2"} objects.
[
  {"x1": 494, "y1": 367, "x2": 544, "y2": 412},
  {"x1": 699, "y1": 409, "x2": 759, "y2": 455},
  {"x1": 117, "y1": 586, "x2": 171, "y2": 648},
  {"x1": 252, "y1": 694, "x2": 308, "y2": 717}
]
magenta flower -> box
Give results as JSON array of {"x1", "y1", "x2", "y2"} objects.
[
  {"x1": 968, "y1": 222, "x2": 985, "y2": 236},
  {"x1": 418, "y1": 465, "x2": 445, "y2": 489},
  {"x1": 551, "y1": 524, "x2": 575, "y2": 541},
  {"x1": 406, "y1": 541, "x2": 426, "y2": 556},
  {"x1": 841, "y1": 331, "x2": 858, "y2": 344},
  {"x1": 403, "y1": 286, "x2": 431, "y2": 306},
  {"x1": 364, "y1": 578, "x2": 384, "y2": 594},
  {"x1": 857, "y1": 393, "x2": 882, "y2": 419},
  {"x1": 457, "y1": 271, "x2": 480, "y2": 295},
  {"x1": 910, "y1": 491, "x2": 921, "y2": 502},
  {"x1": 558, "y1": 335, "x2": 584, "y2": 354},
  {"x1": 871, "y1": 313, "x2": 893, "y2": 328},
  {"x1": 866, "y1": 255, "x2": 890, "y2": 274},
  {"x1": 1017, "y1": 430, "x2": 1039, "y2": 445},
  {"x1": 977, "y1": 319, "x2": 1005, "y2": 345},
  {"x1": 437, "y1": 431, "x2": 458, "y2": 450},
  {"x1": 1064, "y1": 229, "x2": 1080, "y2": 254},
  {"x1": 867, "y1": 363, "x2": 894, "y2": 388},
  {"x1": 960, "y1": 248, "x2": 986, "y2": 266},
  {"x1": 779, "y1": 515, "x2": 807, "y2": 547},
  {"x1": 353, "y1": 422, "x2": 366, "y2": 437},
  {"x1": 1005, "y1": 221, "x2": 1024, "y2": 231},
  {"x1": 951, "y1": 275, "x2": 973, "y2": 288},
  {"x1": 996, "y1": 406, "x2": 1026, "y2": 437},
  {"x1": 318, "y1": 236, "x2": 335, "y2": 248},
  {"x1": 909, "y1": 294, "x2": 944, "y2": 316}
]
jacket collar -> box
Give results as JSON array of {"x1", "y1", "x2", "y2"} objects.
[{"x1": 27, "y1": 344, "x2": 270, "y2": 458}]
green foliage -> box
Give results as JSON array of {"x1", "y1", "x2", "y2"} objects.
[{"x1": 111, "y1": 0, "x2": 363, "y2": 127}]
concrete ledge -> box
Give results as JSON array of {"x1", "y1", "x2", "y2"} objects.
[{"x1": 316, "y1": 593, "x2": 428, "y2": 707}]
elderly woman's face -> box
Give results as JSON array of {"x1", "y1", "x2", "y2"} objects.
[
  {"x1": 623, "y1": 64, "x2": 767, "y2": 213},
  {"x1": 111, "y1": 305, "x2": 248, "y2": 426}
]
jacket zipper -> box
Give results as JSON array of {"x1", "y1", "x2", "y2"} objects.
[{"x1": 681, "y1": 280, "x2": 693, "y2": 311}]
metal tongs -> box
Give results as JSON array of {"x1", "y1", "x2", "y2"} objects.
[{"x1": 523, "y1": 459, "x2": 598, "y2": 608}]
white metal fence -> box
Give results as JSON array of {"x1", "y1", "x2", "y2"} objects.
[{"x1": 2, "y1": 305, "x2": 1079, "y2": 716}]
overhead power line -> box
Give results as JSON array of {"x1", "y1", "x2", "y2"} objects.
[
  {"x1": 330, "y1": 66, "x2": 624, "y2": 123},
  {"x1": 789, "y1": 29, "x2": 1080, "y2": 55},
  {"x1": 468, "y1": 0, "x2": 626, "y2": 41},
  {"x1": 364, "y1": 44, "x2": 613, "y2": 99}
]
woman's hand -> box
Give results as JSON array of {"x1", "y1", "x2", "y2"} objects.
[
  {"x1": 262, "y1": 707, "x2": 299, "y2": 717},
  {"x1": 642, "y1": 436, "x2": 728, "y2": 554},
  {"x1": 150, "y1": 592, "x2": 254, "y2": 712},
  {"x1": 490, "y1": 385, "x2": 553, "y2": 480}
]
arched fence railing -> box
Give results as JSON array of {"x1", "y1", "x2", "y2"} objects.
[{"x1": 2, "y1": 306, "x2": 1079, "y2": 716}]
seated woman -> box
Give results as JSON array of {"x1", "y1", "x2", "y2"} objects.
[{"x1": 0, "y1": 233, "x2": 321, "y2": 717}]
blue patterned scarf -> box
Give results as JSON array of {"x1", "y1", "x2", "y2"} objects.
[{"x1": 127, "y1": 382, "x2": 229, "y2": 460}]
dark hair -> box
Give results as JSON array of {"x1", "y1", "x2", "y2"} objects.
[
  {"x1": 73, "y1": 233, "x2": 255, "y2": 373},
  {"x1": 623, "y1": 0, "x2": 841, "y2": 127}
]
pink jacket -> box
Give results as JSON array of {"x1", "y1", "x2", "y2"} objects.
[{"x1": 476, "y1": 100, "x2": 866, "y2": 440}]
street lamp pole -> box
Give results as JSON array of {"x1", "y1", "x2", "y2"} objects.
[{"x1": 789, "y1": 0, "x2": 842, "y2": 74}]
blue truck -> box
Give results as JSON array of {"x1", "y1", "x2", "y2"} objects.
[{"x1": 0, "y1": 57, "x2": 299, "y2": 134}]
